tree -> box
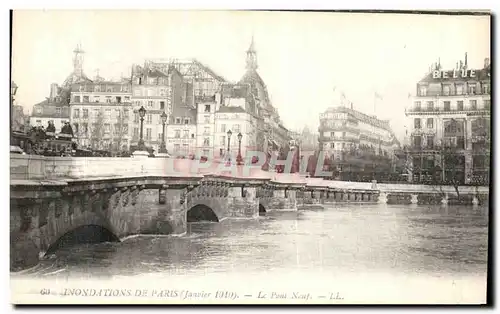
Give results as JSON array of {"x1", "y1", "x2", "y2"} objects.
[
  {"x1": 89, "y1": 109, "x2": 105, "y2": 150},
  {"x1": 112, "y1": 109, "x2": 130, "y2": 152}
]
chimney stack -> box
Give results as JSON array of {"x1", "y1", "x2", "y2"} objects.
[
  {"x1": 464, "y1": 52, "x2": 468, "y2": 69},
  {"x1": 484, "y1": 57, "x2": 490, "y2": 68},
  {"x1": 49, "y1": 83, "x2": 58, "y2": 102}
]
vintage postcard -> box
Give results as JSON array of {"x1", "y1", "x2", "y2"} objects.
[{"x1": 10, "y1": 10, "x2": 490, "y2": 305}]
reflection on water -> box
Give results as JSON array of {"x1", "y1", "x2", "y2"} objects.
[{"x1": 16, "y1": 204, "x2": 488, "y2": 281}]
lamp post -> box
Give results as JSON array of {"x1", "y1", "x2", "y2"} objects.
[
  {"x1": 138, "y1": 106, "x2": 146, "y2": 151},
  {"x1": 236, "y1": 132, "x2": 243, "y2": 165},
  {"x1": 10, "y1": 81, "x2": 18, "y2": 134},
  {"x1": 159, "y1": 111, "x2": 168, "y2": 154},
  {"x1": 227, "y1": 129, "x2": 232, "y2": 162}
]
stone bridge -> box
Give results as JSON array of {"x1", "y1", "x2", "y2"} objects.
[{"x1": 10, "y1": 154, "x2": 489, "y2": 271}]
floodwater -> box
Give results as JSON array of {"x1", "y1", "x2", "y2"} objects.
[{"x1": 11, "y1": 204, "x2": 489, "y2": 304}]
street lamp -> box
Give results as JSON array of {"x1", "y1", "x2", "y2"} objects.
[
  {"x1": 236, "y1": 132, "x2": 243, "y2": 165},
  {"x1": 138, "y1": 105, "x2": 146, "y2": 151},
  {"x1": 227, "y1": 129, "x2": 232, "y2": 162},
  {"x1": 159, "y1": 111, "x2": 168, "y2": 154}
]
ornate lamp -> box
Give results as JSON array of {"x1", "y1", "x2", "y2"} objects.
[
  {"x1": 159, "y1": 111, "x2": 168, "y2": 154},
  {"x1": 236, "y1": 132, "x2": 243, "y2": 165},
  {"x1": 138, "y1": 106, "x2": 146, "y2": 150}
]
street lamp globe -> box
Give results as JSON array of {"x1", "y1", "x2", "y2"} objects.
[
  {"x1": 237, "y1": 132, "x2": 243, "y2": 141},
  {"x1": 161, "y1": 111, "x2": 168, "y2": 124},
  {"x1": 11, "y1": 81, "x2": 18, "y2": 98},
  {"x1": 138, "y1": 106, "x2": 146, "y2": 118},
  {"x1": 227, "y1": 129, "x2": 232, "y2": 138}
]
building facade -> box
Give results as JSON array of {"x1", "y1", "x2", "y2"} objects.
[
  {"x1": 30, "y1": 83, "x2": 71, "y2": 133},
  {"x1": 69, "y1": 80, "x2": 132, "y2": 150},
  {"x1": 405, "y1": 55, "x2": 491, "y2": 185},
  {"x1": 318, "y1": 105, "x2": 400, "y2": 181}
]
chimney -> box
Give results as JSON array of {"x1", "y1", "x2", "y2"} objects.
[
  {"x1": 50, "y1": 83, "x2": 58, "y2": 101},
  {"x1": 464, "y1": 52, "x2": 468, "y2": 68},
  {"x1": 484, "y1": 57, "x2": 490, "y2": 68},
  {"x1": 460, "y1": 60, "x2": 463, "y2": 69},
  {"x1": 456, "y1": 62, "x2": 459, "y2": 69}
]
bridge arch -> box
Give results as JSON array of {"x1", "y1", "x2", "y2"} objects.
[
  {"x1": 187, "y1": 204, "x2": 219, "y2": 222},
  {"x1": 259, "y1": 203, "x2": 267, "y2": 215},
  {"x1": 39, "y1": 210, "x2": 119, "y2": 256},
  {"x1": 45, "y1": 224, "x2": 120, "y2": 256}
]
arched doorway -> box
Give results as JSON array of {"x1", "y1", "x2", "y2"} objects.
[
  {"x1": 46, "y1": 224, "x2": 120, "y2": 256},
  {"x1": 259, "y1": 204, "x2": 266, "y2": 216},
  {"x1": 187, "y1": 204, "x2": 219, "y2": 222}
]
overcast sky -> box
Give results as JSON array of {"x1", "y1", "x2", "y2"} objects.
[{"x1": 12, "y1": 10, "x2": 490, "y2": 141}]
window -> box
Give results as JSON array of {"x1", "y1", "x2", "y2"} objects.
[
  {"x1": 83, "y1": 96, "x2": 90, "y2": 103},
  {"x1": 133, "y1": 127, "x2": 138, "y2": 139},
  {"x1": 160, "y1": 101, "x2": 165, "y2": 110},
  {"x1": 94, "y1": 85, "x2": 101, "y2": 92},
  {"x1": 220, "y1": 124, "x2": 226, "y2": 132},
  {"x1": 146, "y1": 114, "x2": 152, "y2": 124},
  {"x1": 135, "y1": 100, "x2": 141, "y2": 106},
  {"x1": 74, "y1": 96, "x2": 81, "y2": 103},
  {"x1": 83, "y1": 109, "x2": 88, "y2": 118},
  {"x1": 104, "y1": 124, "x2": 110, "y2": 134},
  {"x1": 413, "y1": 136, "x2": 422, "y2": 148},
  {"x1": 418, "y1": 86, "x2": 427, "y2": 96},
  {"x1": 482, "y1": 84, "x2": 490, "y2": 94},
  {"x1": 175, "y1": 117, "x2": 181, "y2": 124},
  {"x1": 414, "y1": 101, "x2": 421, "y2": 111},
  {"x1": 114, "y1": 124, "x2": 120, "y2": 135},
  {"x1": 124, "y1": 96, "x2": 130, "y2": 102},
  {"x1": 204, "y1": 115, "x2": 210, "y2": 123},
  {"x1": 123, "y1": 125, "x2": 128, "y2": 134},
  {"x1": 160, "y1": 89, "x2": 165, "y2": 96},
  {"x1": 73, "y1": 123, "x2": 79, "y2": 134},
  {"x1": 148, "y1": 100, "x2": 153, "y2": 108},
  {"x1": 203, "y1": 149, "x2": 210, "y2": 157},
  {"x1": 414, "y1": 118, "x2": 421, "y2": 129},
  {"x1": 204, "y1": 104, "x2": 211, "y2": 113},
  {"x1": 55, "y1": 107, "x2": 61, "y2": 115},
  {"x1": 175, "y1": 130, "x2": 180, "y2": 138},
  {"x1": 183, "y1": 130, "x2": 189, "y2": 138},
  {"x1": 106, "y1": 96, "x2": 112, "y2": 103},
  {"x1": 105, "y1": 109, "x2": 112, "y2": 119},
  {"x1": 158, "y1": 133, "x2": 162, "y2": 141},
  {"x1": 342, "y1": 143, "x2": 345, "y2": 149},
  {"x1": 444, "y1": 101, "x2": 451, "y2": 111},
  {"x1": 443, "y1": 85, "x2": 450, "y2": 96},
  {"x1": 220, "y1": 136, "x2": 226, "y2": 146},
  {"x1": 484, "y1": 100, "x2": 491, "y2": 110},
  {"x1": 204, "y1": 127, "x2": 210, "y2": 134},
  {"x1": 73, "y1": 109, "x2": 80, "y2": 118},
  {"x1": 182, "y1": 144, "x2": 189, "y2": 152},
  {"x1": 427, "y1": 136, "x2": 434, "y2": 148},
  {"x1": 426, "y1": 118, "x2": 433, "y2": 129},
  {"x1": 116, "y1": 96, "x2": 122, "y2": 103},
  {"x1": 426, "y1": 101, "x2": 434, "y2": 111},
  {"x1": 456, "y1": 100, "x2": 464, "y2": 111},
  {"x1": 203, "y1": 137, "x2": 210, "y2": 146},
  {"x1": 456, "y1": 84, "x2": 464, "y2": 95},
  {"x1": 82, "y1": 123, "x2": 88, "y2": 135},
  {"x1": 174, "y1": 144, "x2": 180, "y2": 152},
  {"x1": 122, "y1": 85, "x2": 129, "y2": 92},
  {"x1": 134, "y1": 89, "x2": 141, "y2": 96},
  {"x1": 134, "y1": 113, "x2": 139, "y2": 123},
  {"x1": 233, "y1": 124, "x2": 240, "y2": 133},
  {"x1": 184, "y1": 118, "x2": 190, "y2": 125},
  {"x1": 106, "y1": 86, "x2": 112, "y2": 93},
  {"x1": 124, "y1": 110, "x2": 129, "y2": 119},
  {"x1": 470, "y1": 100, "x2": 477, "y2": 110},
  {"x1": 146, "y1": 128, "x2": 152, "y2": 141},
  {"x1": 330, "y1": 142, "x2": 335, "y2": 148},
  {"x1": 469, "y1": 84, "x2": 477, "y2": 95}
]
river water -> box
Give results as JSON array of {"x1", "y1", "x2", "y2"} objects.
[{"x1": 11, "y1": 204, "x2": 489, "y2": 304}]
